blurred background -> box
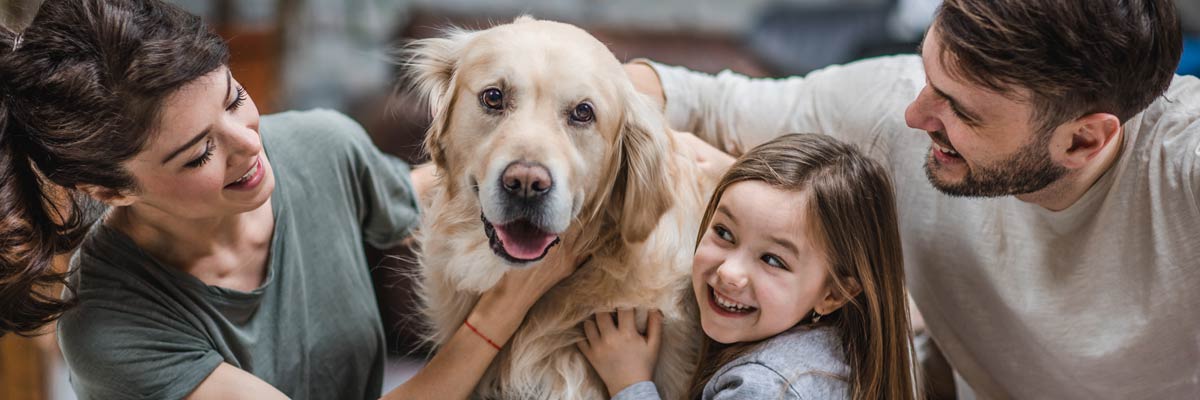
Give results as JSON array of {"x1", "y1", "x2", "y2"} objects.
[{"x1": 2, "y1": 0, "x2": 1198, "y2": 399}]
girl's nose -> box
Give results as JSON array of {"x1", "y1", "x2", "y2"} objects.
[{"x1": 715, "y1": 261, "x2": 749, "y2": 291}]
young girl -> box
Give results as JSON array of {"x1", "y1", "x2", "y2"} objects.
[{"x1": 578, "y1": 133, "x2": 917, "y2": 399}]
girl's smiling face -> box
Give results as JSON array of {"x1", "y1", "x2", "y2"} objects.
[{"x1": 692, "y1": 180, "x2": 834, "y2": 344}]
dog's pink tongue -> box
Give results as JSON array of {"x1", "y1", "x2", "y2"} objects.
[{"x1": 494, "y1": 223, "x2": 558, "y2": 260}]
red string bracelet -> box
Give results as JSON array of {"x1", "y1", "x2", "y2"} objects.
[{"x1": 464, "y1": 319, "x2": 502, "y2": 351}]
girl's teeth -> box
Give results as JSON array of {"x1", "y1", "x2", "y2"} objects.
[{"x1": 714, "y1": 290, "x2": 753, "y2": 312}]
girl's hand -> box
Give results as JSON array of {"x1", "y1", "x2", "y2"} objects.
[{"x1": 577, "y1": 308, "x2": 663, "y2": 397}]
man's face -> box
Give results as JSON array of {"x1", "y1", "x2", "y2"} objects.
[{"x1": 904, "y1": 25, "x2": 1068, "y2": 197}]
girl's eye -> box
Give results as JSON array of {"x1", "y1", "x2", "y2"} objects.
[
  {"x1": 185, "y1": 138, "x2": 215, "y2": 169},
  {"x1": 761, "y1": 254, "x2": 788, "y2": 270},
  {"x1": 228, "y1": 86, "x2": 247, "y2": 111},
  {"x1": 713, "y1": 225, "x2": 734, "y2": 243}
]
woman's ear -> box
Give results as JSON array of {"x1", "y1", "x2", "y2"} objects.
[
  {"x1": 76, "y1": 184, "x2": 135, "y2": 207},
  {"x1": 815, "y1": 278, "x2": 862, "y2": 316}
]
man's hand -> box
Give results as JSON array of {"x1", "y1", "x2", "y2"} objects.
[
  {"x1": 674, "y1": 130, "x2": 736, "y2": 179},
  {"x1": 623, "y1": 62, "x2": 666, "y2": 110},
  {"x1": 578, "y1": 309, "x2": 663, "y2": 397}
]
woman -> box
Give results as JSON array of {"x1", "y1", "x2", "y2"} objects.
[{"x1": 0, "y1": 0, "x2": 580, "y2": 398}]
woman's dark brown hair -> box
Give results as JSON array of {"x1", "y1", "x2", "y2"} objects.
[
  {"x1": 685, "y1": 134, "x2": 917, "y2": 400},
  {"x1": 0, "y1": 0, "x2": 228, "y2": 337}
]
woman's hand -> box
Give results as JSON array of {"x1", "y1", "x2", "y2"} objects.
[
  {"x1": 578, "y1": 308, "x2": 663, "y2": 397},
  {"x1": 476, "y1": 245, "x2": 587, "y2": 317},
  {"x1": 469, "y1": 245, "x2": 588, "y2": 347},
  {"x1": 385, "y1": 246, "x2": 588, "y2": 400}
]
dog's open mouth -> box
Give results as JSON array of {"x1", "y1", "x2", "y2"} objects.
[{"x1": 482, "y1": 214, "x2": 561, "y2": 264}]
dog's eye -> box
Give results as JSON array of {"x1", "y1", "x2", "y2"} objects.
[
  {"x1": 569, "y1": 102, "x2": 594, "y2": 124},
  {"x1": 480, "y1": 88, "x2": 504, "y2": 111}
]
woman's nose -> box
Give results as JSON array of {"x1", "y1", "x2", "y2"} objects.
[{"x1": 223, "y1": 120, "x2": 262, "y2": 157}]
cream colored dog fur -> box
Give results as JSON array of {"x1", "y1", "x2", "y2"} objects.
[{"x1": 406, "y1": 17, "x2": 715, "y2": 399}]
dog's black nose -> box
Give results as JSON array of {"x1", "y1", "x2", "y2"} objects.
[{"x1": 501, "y1": 161, "x2": 553, "y2": 199}]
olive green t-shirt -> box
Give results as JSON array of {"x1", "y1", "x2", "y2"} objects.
[{"x1": 58, "y1": 109, "x2": 420, "y2": 400}]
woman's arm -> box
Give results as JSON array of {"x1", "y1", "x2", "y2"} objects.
[
  {"x1": 186, "y1": 363, "x2": 289, "y2": 400},
  {"x1": 382, "y1": 247, "x2": 586, "y2": 400},
  {"x1": 409, "y1": 163, "x2": 437, "y2": 210}
]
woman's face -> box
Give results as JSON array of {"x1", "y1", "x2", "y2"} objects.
[
  {"x1": 691, "y1": 181, "x2": 833, "y2": 344},
  {"x1": 116, "y1": 66, "x2": 273, "y2": 220}
]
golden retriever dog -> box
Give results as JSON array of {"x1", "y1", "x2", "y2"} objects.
[{"x1": 405, "y1": 17, "x2": 716, "y2": 399}]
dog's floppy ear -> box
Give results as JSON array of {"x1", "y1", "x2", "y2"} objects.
[
  {"x1": 400, "y1": 29, "x2": 475, "y2": 170},
  {"x1": 613, "y1": 87, "x2": 675, "y2": 244}
]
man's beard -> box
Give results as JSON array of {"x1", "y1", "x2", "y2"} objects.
[{"x1": 924, "y1": 131, "x2": 1068, "y2": 197}]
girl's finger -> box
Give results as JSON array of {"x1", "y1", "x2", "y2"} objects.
[
  {"x1": 617, "y1": 308, "x2": 635, "y2": 332},
  {"x1": 583, "y1": 318, "x2": 601, "y2": 344},
  {"x1": 596, "y1": 311, "x2": 616, "y2": 335},
  {"x1": 646, "y1": 309, "x2": 664, "y2": 349}
]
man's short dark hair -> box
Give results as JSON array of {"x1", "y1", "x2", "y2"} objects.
[{"x1": 935, "y1": 0, "x2": 1182, "y2": 133}]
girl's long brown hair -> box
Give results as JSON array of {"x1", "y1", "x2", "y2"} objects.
[
  {"x1": 684, "y1": 133, "x2": 917, "y2": 400},
  {"x1": 0, "y1": 0, "x2": 228, "y2": 337}
]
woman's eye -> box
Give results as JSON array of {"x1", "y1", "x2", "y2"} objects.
[
  {"x1": 479, "y1": 88, "x2": 504, "y2": 111},
  {"x1": 227, "y1": 86, "x2": 247, "y2": 111},
  {"x1": 569, "y1": 102, "x2": 594, "y2": 124},
  {"x1": 761, "y1": 254, "x2": 788, "y2": 270},
  {"x1": 713, "y1": 225, "x2": 734, "y2": 243},
  {"x1": 185, "y1": 138, "x2": 215, "y2": 169}
]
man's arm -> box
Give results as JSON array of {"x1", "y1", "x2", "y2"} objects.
[
  {"x1": 623, "y1": 57, "x2": 923, "y2": 158},
  {"x1": 625, "y1": 63, "x2": 666, "y2": 110}
]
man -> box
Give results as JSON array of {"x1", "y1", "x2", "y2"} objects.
[{"x1": 627, "y1": 0, "x2": 1197, "y2": 398}]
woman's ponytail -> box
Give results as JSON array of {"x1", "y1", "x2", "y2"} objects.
[
  {"x1": 0, "y1": 0, "x2": 231, "y2": 337},
  {"x1": 0, "y1": 26, "x2": 81, "y2": 337}
]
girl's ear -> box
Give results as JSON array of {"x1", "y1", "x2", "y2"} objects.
[{"x1": 815, "y1": 278, "x2": 862, "y2": 316}]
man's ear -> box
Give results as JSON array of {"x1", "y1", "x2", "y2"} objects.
[
  {"x1": 1057, "y1": 112, "x2": 1121, "y2": 170},
  {"x1": 815, "y1": 278, "x2": 862, "y2": 316},
  {"x1": 76, "y1": 184, "x2": 136, "y2": 207}
]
